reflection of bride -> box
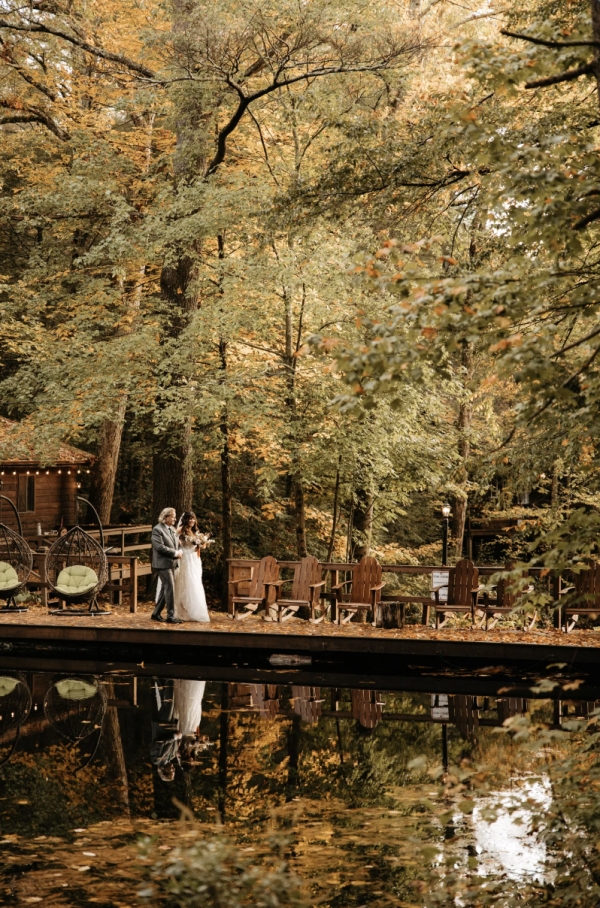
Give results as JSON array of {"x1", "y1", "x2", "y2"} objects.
[
  {"x1": 174, "y1": 511, "x2": 210, "y2": 623},
  {"x1": 173, "y1": 679, "x2": 206, "y2": 735}
]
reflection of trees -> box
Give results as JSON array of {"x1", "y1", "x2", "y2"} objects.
[{"x1": 102, "y1": 681, "x2": 130, "y2": 813}]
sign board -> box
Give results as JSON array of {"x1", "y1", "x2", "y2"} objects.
[{"x1": 431, "y1": 693, "x2": 449, "y2": 721}]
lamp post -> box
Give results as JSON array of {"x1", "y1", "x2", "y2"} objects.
[{"x1": 441, "y1": 503, "x2": 451, "y2": 566}]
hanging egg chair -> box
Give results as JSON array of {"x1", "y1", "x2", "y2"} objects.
[
  {"x1": 45, "y1": 497, "x2": 109, "y2": 615},
  {"x1": 44, "y1": 674, "x2": 107, "y2": 770},
  {"x1": 0, "y1": 495, "x2": 33, "y2": 613},
  {"x1": 0, "y1": 673, "x2": 32, "y2": 766}
]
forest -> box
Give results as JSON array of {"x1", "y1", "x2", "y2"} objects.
[{"x1": 1, "y1": 0, "x2": 600, "y2": 599}]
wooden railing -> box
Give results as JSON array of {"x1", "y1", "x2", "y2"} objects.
[
  {"x1": 227, "y1": 558, "x2": 549, "y2": 616},
  {"x1": 87, "y1": 524, "x2": 152, "y2": 556}
]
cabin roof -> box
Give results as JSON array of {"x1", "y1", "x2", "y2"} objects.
[{"x1": 0, "y1": 417, "x2": 93, "y2": 466}]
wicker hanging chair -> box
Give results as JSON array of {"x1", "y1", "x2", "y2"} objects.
[
  {"x1": 44, "y1": 674, "x2": 107, "y2": 771},
  {"x1": 45, "y1": 524, "x2": 109, "y2": 615},
  {"x1": 0, "y1": 495, "x2": 33, "y2": 613},
  {"x1": 0, "y1": 673, "x2": 32, "y2": 766}
]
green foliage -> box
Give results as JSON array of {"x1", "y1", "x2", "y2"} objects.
[{"x1": 139, "y1": 827, "x2": 305, "y2": 908}]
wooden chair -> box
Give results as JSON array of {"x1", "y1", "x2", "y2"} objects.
[
  {"x1": 249, "y1": 684, "x2": 279, "y2": 719},
  {"x1": 265, "y1": 555, "x2": 326, "y2": 623},
  {"x1": 292, "y1": 686, "x2": 324, "y2": 724},
  {"x1": 332, "y1": 555, "x2": 384, "y2": 625},
  {"x1": 229, "y1": 555, "x2": 278, "y2": 620},
  {"x1": 351, "y1": 689, "x2": 384, "y2": 729},
  {"x1": 560, "y1": 559, "x2": 600, "y2": 632},
  {"x1": 479, "y1": 563, "x2": 536, "y2": 630},
  {"x1": 433, "y1": 559, "x2": 479, "y2": 628},
  {"x1": 448, "y1": 695, "x2": 479, "y2": 738}
]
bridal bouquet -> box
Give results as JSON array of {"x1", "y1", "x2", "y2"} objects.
[{"x1": 195, "y1": 532, "x2": 214, "y2": 550}]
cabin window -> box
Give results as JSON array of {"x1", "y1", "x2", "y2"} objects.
[{"x1": 17, "y1": 474, "x2": 35, "y2": 512}]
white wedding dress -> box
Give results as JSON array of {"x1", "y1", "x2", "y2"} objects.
[
  {"x1": 174, "y1": 534, "x2": 210, "y2": 622},
  {"x1": 173, "y1": 679, "x2": 206, "y2": 735}
]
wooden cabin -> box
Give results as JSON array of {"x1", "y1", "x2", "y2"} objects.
[{"x1": 0, "y1": 417, "x2": 93, "y2": 537}]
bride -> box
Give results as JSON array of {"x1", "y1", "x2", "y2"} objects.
[{"x1": 174, "y1": 511, "x2": 211, "y2": 623}]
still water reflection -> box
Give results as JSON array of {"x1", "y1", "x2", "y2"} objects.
[{"x1": 0, "y1": 667, "x2": 590, "y2": 905}]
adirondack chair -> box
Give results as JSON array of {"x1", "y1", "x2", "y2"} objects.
[
  {"x1": 351, "y1": 689, "x2": 384, "y2": 729},
  {"x1": 292, "y1": 686, "x2": 324, "y2": 725},
  {"x1": 265, "y1": 555, "x2": 326, "y2": 623},
  {"x1": 249, "y1": 684, "x2": 279, "y2": 719},
  {"x1": 332, "y1": 555, "x2": 384, "y2": 625},
  {"x1": 433, "y1": 559, "x2": 479, "y2": 628},
  {"x1": 497, "y1": 698, "x2": 528, "y2": 724},
  {"x1": 229, "y1": 555, "x2": 279, "y2": 620},
  {"x1": 560, "y1": 559, "x2": 600, "y2": 632},
  {"x1": 479, "y1": 563, "x2": 536, "y2": 630},
  {"x1": 448, "y1": 695, "x2": 479, "y2": 738}
]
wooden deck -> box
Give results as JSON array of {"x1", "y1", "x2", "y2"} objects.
[
  {"x1": 2, "y1": 606, "x2": 600, "y2": 659},
  {"x1": 2, "y1": 606, "x2": 600, "y2": 697}
]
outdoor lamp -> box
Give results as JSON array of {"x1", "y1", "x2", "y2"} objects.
[{"x1": 441, "y1": 503, "x2": 451, "y2": 566}]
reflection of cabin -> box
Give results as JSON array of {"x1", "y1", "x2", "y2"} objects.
[{"x1": 0, "y1": 418, "x2": 92, "y2": 536}]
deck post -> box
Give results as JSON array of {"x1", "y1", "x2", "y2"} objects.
[
  {"x1": 552, "y1": 573, "x2": 562, "y2": 628},
  {"x1": 130, "y1": 556, "x2": 138, "y2": 613}
]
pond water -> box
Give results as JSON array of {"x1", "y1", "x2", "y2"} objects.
[{"x1": 0, "y1": 661, "x2": 585, "y2": 906}]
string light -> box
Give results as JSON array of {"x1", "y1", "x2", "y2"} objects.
[{"x1": 58, "y1": 470, "x2": 61, "y2": 474}]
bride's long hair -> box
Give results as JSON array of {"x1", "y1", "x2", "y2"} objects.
[{"x1": 178, "y1": 511, "x2": 198, "y2": 536}]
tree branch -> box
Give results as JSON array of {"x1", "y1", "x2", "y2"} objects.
[
  {"x1": 574, "y1": 206, "x2": 600, "y2": 230},
  {"x1": 501, "y1": 29, "x2": 600, "y2": 49},
  {"x1": 0, "y1": 17, "x2": 156, "y2": 79},
  {"x1": 206, "y1": 53, "x2": 421, "y2": 175},
  {"x1": 0, "y1": 103, "x2": 69, "y2": 140},
  {"x1": 525, "y1": 62, "x2": 594, "y2": 89}
]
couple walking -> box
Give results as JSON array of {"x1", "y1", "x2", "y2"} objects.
[{"x1": 151, "y1": 508, "x2": 211, "y2": 624}]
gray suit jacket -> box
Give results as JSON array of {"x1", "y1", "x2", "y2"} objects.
[{"x1": 152, "y1": 523, "x2": 181, "y2": 570}]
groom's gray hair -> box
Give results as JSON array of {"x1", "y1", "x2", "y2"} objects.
[{"x1": 158, "y1": 507, "x2": 176, "y2": 524}]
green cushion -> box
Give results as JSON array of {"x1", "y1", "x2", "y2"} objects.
[
  {"x1": 55, "y1": 678, "x2": 98, "y2": 701},
  {"x1": 0, "y1": 676, "x2": 19, "y2": 697},
  {"x1": 55, "y1": 565, "x2": 98, "y2": 596},
  {"x1": 0, "y1": 561, "x2": 19, "y2": 591}
]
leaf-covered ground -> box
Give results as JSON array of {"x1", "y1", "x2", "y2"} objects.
[{"x1": 2, "y1": 598, "x2": 600, "y2": 648}]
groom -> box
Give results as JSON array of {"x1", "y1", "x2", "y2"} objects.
[{"x1": 151, "y1": 507, "x2": 184, "y2": 625}]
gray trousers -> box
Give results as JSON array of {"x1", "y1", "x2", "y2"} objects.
[{"x1": 153, "y1": 568, "x2": 176, "y2": 619}]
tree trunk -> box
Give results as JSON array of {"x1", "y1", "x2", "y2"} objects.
[
  {"x1": 551, "y1": 461, "x2": 560, "y2": 508},
  {"x1": 453, "y1": 340, "x2": 473, "y2": 560},
  {"x1": 327, "y1": 456, "x2": 342, "y2": 562},
  {"x1": 92, "y1": 119, "x2": 153, "y2": 527},
  {"x1": 219, "y1": 339, "x2": 232, "y2": 607},
  {"x1": 152, "y1": 249, "x2": 198, "y2": 521},
  {"x1": 102, "y1": 682, "x2": 130, "y2": 812},
  {"x1": 287, "y1": 713, "x2": 301, "y2": 797},
  {"x1": 345, "y1": 497, "x2": 355, "y2": 562},
  {"x1": 90, "y1": 399, "x2": 127, "y2": 525},
  {"x1": 217, "y1": 236, "x2": 233, "y2": 607},
  {"x1": 294, "y1": 477, "x2": 308, "y2": 557},
  {"x1": 352, "y1": 486, "x2": 374, "y2": 560},
  {"x1": 152, "y1": 420, "x2": 194, "y2": 523},
  {"x1": 218, "y1": 682, "x2": 229, "y2": 821}
]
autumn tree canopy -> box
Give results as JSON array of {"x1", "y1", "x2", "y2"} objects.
[{"x1": 1, "y1": 0, "x2": 598, "y2": 594}]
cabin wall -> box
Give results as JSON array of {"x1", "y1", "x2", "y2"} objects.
[{"x1": 0, "y1": 469, "x2": 80, "y2": 536}]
